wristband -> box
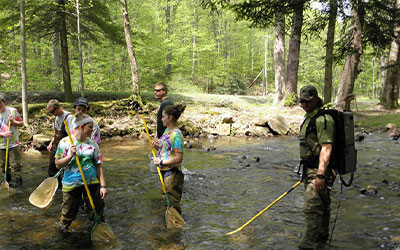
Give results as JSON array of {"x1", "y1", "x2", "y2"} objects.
[
  {"x1": 316, "y1": 174, "x2": 325, "y2": 179},
  {"x1": 160, "y1": 160, "x2": 163, "y2": 166},
  {"x1": 100, "y1": 186, "x2": 106, "y2": 189}
]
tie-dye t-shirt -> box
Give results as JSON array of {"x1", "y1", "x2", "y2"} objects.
[
  {"x1": 0, "y1": 107, "x2": 22, "y2": 149},
  {"x1": 158, "y1": 128, "x2": 184, "y2": 171},
  {"x1": 55, "y1": 136, "x2": 103, "y2": 192}
]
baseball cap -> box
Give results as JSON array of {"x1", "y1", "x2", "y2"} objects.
[
  {"x1": 299, "y1": 86, "x2": 318, "y2": 101},
  {"x1": 74, "y1": 97, "x2": 89, "y2": 109}
]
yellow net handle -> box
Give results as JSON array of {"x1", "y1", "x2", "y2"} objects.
[{"x1": 140, "y1": 114, "x2": 167, "y2": 194}]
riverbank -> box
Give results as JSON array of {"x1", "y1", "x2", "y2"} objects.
[{"x1": 4, "y1": 91, "x2": 398, "y2": 149}]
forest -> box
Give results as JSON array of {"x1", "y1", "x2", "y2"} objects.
[{"x1": 0, "y1": 0, "x2": 400, "y2": 112}]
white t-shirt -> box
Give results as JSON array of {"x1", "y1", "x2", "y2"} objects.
[{"x1": 54, "y1": 111, "x2": 74, "y2": 132}]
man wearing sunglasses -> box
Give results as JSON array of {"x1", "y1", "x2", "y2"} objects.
[
  {"x1": 154, "y1": 82, "x2": 173, "y2": 138},
  {"x1": 46, "y1": 99, "x2": 74, "y2": 182},
  {"x1": 298, "y1": 86, "x2": 336, "y2": 250}
]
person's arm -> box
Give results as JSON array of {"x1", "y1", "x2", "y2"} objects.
[
  {"x1": 55, "y1": 145, "x2": 76, "y2": 169},
  {"x1": 47, "y1": 137, "x2": 55, "y2": 151},
  {"x1": 0, "y1": 131, "x2": 12, "y2": 138},
  {"x1": 97, "y1": 164, "x2": 107, "y2": 199},
  {"x1": 154, "y1": 152, "x2": 183, "y2": 166},
  {"x1": 9, "y1": 113, "x2": 23, "y2": 127},
  {"x1": 314, "y1": 143, "x2": 332, "y2": 191}
]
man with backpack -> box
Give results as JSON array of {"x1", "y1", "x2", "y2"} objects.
[{"x1": 298, "y1": 86, "x2": 336, "y2": 250}]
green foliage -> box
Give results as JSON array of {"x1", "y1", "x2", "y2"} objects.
[{"x1": 284, "y1": 93, "x2": 298, "y2": 107}]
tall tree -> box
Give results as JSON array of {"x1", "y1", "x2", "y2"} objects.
[
  {"x1": 380, "y1": 0, "x2": 400, "y2": 109},
  {"x1": 335, "y1": 0, "x2": 364, "y2": 110},
  {"x1": 58, "y1": 0, "x2": 73, "y2": 102},
  {"x1": 273, "y1": 11, "x2": 285, "y2": 104},
  {"x1": 121, "y1": 0, "x2": 140, "y2": 94},
  {"x1": 20, "y1": 0, "x2": 28, "y2": 125},
  {"x1": 76, "y1": 0, "x2": 85, "y2": 97},
  {"x1": 323, "y1": 0, "x2": 337, "y2": 104},
  {"x1": 285, "y1": 0, "x2": 306, "y2": 96}
]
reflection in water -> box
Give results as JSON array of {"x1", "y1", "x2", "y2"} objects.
[{"x1": 0, "y1": 134, "x2": 399, "y2": 249}]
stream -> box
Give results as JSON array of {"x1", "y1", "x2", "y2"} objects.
[{"x1": 0, "y1": 133, "x2": 399, "y2": 250}]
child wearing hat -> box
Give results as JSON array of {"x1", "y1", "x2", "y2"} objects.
[{"x1": 73, "y1": 97, "x2": 101, "y2": 145}]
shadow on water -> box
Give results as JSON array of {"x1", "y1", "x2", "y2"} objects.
[{"x1": 0, "y1": 134, "x2": 399, "y2": 249}]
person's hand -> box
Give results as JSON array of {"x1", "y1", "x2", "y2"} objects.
[
  {"x1": 8, "y1": 114, "x2": 14, "y2": 123},
  {"x1": 153, "y1": 157, "x2": 161, "y2": 165},
  {"x1": 47, "y1": 142, "x2": 53, "y2": 152},
  {"x1": 152, "y1": 139, "x2": 160, "y2": 150},
  {"x1": 100, "y1": 187, "x2": 107, "y2": 199},
  {"x1": 314, "y1": 178, "x2": 325, "y2": 192},
  {"x1": 69, "y1": 145, "x2": 77, "y2": 158}
]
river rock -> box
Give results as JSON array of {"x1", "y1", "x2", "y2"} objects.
[
  {"x1": 360, "y1": 185, "x2": 378, "y2": 195},
  {"x1": 25, "y1": 147, "x2": 42, "y2": 156},
  {"x1": 216, "y1": 124, "x2": 231, "y2": 136},
  {"x1": 254, "y1": 115, "x2": 290, "y2": 135},
  {"x1": 354, "y1": 132, "x2": 365, "y2": 142},
  {"x1": 268, "y1": 115, "x2": 290, "y2": 135},
  {"x1": 184, "y1": 140, "x2": 203, "y2": 149},
  {"x1": 385, "y1": 123, "x2": 397, "y2": 131},
  {"x1": 32, "y1": 134, "x2": 51, "y2": 151}
]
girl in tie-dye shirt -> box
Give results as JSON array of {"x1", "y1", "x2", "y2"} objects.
[
  {"x1": 55, "y1": 113, "x2": 107, "y2": 233},
  {"x1": 153, "y1": 104, "x2": 186, "y2": 214}
]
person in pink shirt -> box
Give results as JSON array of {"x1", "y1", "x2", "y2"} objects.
[{"x1": 0, "y1": 93, "x2": 24, "y2": 187}]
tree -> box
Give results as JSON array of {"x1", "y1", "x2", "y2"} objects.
[
  {"x1": 76, "y1": 0, "x2": 85, "y2": 97},
  {"x1": 335, "y1": 0, "x2": 364, "y2": 110},
  {"x1": 380, "y1": 0, "x2": 400, "y2": 109},
  {"x1": 58, "y1": 0, "x2": 73, "y2": 102},
  {"x1": 273, "y1": 11, "x2": 285, "y2": 104},
  {"x1": 121, "y1": 0, "x2": 140, "y2": 94},
  {"x1": 323, "y1": 0, "x2": 337, "y2": 104},
  {"x1": 20, "y1": 0, "x2": 28, "y2": 126},
  {"x1": 285, "y1": 0, "x2": 306, "y2": 96}
]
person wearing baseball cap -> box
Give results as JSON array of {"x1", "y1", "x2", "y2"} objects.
[
  {"x1": 297, "y1": 85, "x2": 336, "y2": 250},
  {"x1": 73, "y1": 97, "x2": 101, "y2": 145}
]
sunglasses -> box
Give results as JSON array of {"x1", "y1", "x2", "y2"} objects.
[
  {"x1": 299, "y1": 99, "x2": 311, "y2": 104},
  {"x1": 154, "y1": 88, "x2": 164, "y2": 92}
]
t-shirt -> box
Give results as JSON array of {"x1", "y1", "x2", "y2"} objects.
[
  {"x1": 0, "y1": 107, "x2": 22, "y2": 149},
  {"x1": 158, "y1": 128, "x2": 184, "y2": 171},
  {"x1": 54, "y1": 111, "x2": 74, "y2": 132},
  {"x1": 55, "y1": 136, "x2": 103, "y2": 192},
  {"x1": 157, "y1": 98, "x2": 174, "y2": 138},
  {"x1": 299, "y1": 107, "x2": 335, "y2": 159}
]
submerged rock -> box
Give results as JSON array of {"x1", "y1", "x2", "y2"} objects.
[{"x1": 360, "y1": 185, "x2": 378, "y2": 195}]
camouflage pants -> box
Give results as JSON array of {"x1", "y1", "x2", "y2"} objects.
[
  {"x1": 0, "y1": 146, "x2": 22, "y2": 181},
  {"x1": 61, "y1": 184, "x2": 105, "y2": 228},
  {"x1": 299, "y1": 168, "x2": 335, "y2": 249},
  {"x1": 161, "y1": 169, "x2": 184, "y2": 214}
]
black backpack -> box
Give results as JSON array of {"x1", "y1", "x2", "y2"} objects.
[{"x1": 306, "y1": 108, "x2": 357, "y2": 187}]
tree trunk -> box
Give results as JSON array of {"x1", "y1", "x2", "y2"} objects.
[
  {"x1": 273, "y1": 12, "x2": 285, "y2": 104},
  {"x1": 165, "y1": 0, "x2": 172, "y2": 75},
  {"x1": 335, "y1": 0, "x2": 364, "y2": 110},
  {"x1": 192, "y1": 0, "x2": 197, "y2": 79},
  {"x1": 323, "y1": 0, "x2": 337, "y2": 104},
  {"x1": 58, "y1": 0, "x2": 73, "y2": 102},
  {"x1": 76, "y1": 0, "x2": 85, "y2": 98},
  {"x1": 121, "y1": 0, "x2": 140, "y2": 95},
  {"x1": 285, "y1": 0, "x2": 305, "y2": 96},
  {"x1": 20, "y1": 0, "x2": 28, "y2": 126},
  {"x1": 51, "y1": 32, "x2": 62, "y2": 91},
  {"x1": 379, "y1": 0, "x2": 400, "y2": 109}
]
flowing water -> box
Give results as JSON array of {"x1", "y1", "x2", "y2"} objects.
[{"x1": 0, "y1": 133, "x2": 399, "y2": 250}]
